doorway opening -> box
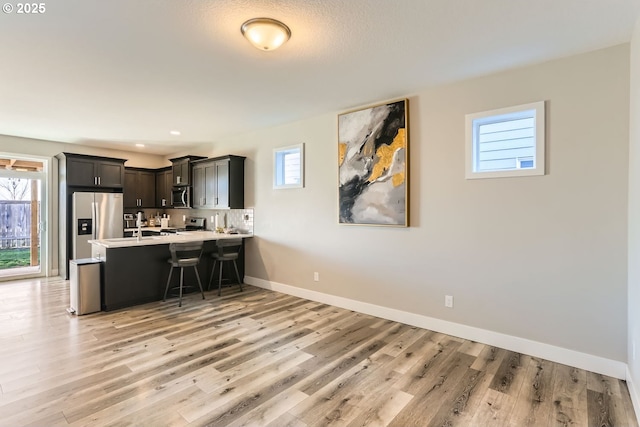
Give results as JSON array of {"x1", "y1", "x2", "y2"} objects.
[{"x1": 0, "y1": 157, "x2": 47, "y2": 280}]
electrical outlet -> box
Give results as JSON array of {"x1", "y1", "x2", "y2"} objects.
[
  {"x1": 313, "y1": 272, "x2": 319, "y2": 282},
  {"x1": 182, "y1": 215, "x2": 186, "y2": 222},
  {"x1": 445, "y1": 295, "x2": 454, "y2": 308}
]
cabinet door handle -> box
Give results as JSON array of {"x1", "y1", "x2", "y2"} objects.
[
  {"x1": 94, "y1": 177, "x2": 97, "y2": 185},
  {"x1": 98, "y1": 176, "x2": 101, "y2": 186}
]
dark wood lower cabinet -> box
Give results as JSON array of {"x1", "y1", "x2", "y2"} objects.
[{"x1": 100, "y1": 240, "x2": 245, "y2": 311}]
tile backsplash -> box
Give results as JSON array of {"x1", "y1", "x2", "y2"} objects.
[{"x1": 126, "y1": 207, "x2": 254, "y2": 234}]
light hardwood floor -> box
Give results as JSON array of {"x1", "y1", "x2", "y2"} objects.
[{"x1": 0, "y1": 276, "x2": 636, "y2": 427}]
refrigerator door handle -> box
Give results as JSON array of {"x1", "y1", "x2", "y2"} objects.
[{"x1": 92, "y1": 201, "x2": 98, "y2": 239}]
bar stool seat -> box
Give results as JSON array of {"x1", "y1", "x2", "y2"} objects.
[
  {"x1": 163, "y1": 241, "x2": 205, "y2": 307},
  {"x1": 208, "y1": 239, "x2": 244, "y2": 296}
]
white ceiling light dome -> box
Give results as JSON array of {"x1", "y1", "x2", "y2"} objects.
[{"x1": 241, "y1": 17, "x2": 291, "y2": 51}]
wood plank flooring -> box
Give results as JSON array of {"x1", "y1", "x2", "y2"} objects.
[{"x1": 0, "y1": 276, "x2": 636, "y2": 426}]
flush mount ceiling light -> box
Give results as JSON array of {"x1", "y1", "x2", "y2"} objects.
[{"x1": 241, "y1": 18, "x2": 291, "y2": 51}]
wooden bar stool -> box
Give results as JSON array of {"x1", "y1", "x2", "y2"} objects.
[
  {"x1": 163, "y1": 241, "x2": 205, "y2": 307},
  {"x1": 208, "y1": 239, "x2": 244, "y2": 296}
]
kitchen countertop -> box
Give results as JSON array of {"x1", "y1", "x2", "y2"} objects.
[{"x1": 90, "y1": 231, "x2": 253, "y2": 249}]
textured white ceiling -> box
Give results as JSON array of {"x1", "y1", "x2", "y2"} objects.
[{"x1": 0, "y1": 0, "x2": 638, "y2": 155}]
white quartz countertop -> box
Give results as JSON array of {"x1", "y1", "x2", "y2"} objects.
[{"x1": 89, "y1": 231, "x2": 253, "y2": 248}]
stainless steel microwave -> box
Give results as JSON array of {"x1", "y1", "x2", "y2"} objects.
[{"x1": 171, "y1": 186, "x2": 191, "y2": 208}]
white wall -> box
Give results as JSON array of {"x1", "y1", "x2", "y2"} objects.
[
  {"x1": 628, "y1": 14, "x2": 640, "y2": 415},
  {"x1": 187, "y1": 45, "x2": 630, "y2": 365}
]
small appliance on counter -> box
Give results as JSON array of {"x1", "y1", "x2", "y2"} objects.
[
  {"x1": 124, "y1": 213, "x2": 135, "y2": 228},
  {"x1": 179, "y1": 217, "x2": 206, "y2": 231}
]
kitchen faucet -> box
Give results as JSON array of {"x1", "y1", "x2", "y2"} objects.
[{"x1": 137, "y1": 212, "x2": 143, "y2": 242}]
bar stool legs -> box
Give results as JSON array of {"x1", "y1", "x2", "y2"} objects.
[
  {"x1": 163, "y1": 266, "x2": 174, "y2": 302},
  {"x1": 193, "y1": 266, "x2": 205, "y2": 300},
  {"x1": 164, "y1": 241, "x2": 205, "y2": 307},
  {"x1": 209, "y1": 258, "x2": 243, "y2": 296},
  {"x1": 164, "y1": 265, "x2": 205, "y2": 307}
]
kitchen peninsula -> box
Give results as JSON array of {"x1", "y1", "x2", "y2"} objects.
[{"x1": 90, "y1": 231, "x2": 252, "y2": 311}]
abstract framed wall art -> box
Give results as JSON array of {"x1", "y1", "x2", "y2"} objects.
[{"x1": 338, "y1": 99, "x2": 409, "y2": 226}]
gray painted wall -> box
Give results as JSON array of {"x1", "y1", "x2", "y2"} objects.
[{"x1": 196, "y1": 45, "x2": 630, "y2": 362}]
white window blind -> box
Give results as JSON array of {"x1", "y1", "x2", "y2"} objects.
[
  {"x1": 282, "y1": 151, "x2": 301, "y2": 185},
  {"x1": 476, "y1": 114, "x2": 535, "y2": 172},
  {"x1": 274, "y1": 143, "x2": 304, "y2": 189}
]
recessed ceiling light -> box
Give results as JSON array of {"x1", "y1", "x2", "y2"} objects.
[
  {"x1": 170, "y1": 130, "x2": 181, "y2": 136},
  {"x1": 135, "y1": 144, "x2": 145, "y2": 148}
]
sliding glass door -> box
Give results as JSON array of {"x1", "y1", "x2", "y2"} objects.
[{"x1": 0, "y1": 157, "x2": 47, "y2": 280}]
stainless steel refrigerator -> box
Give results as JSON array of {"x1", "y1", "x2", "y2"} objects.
[{"x1": 72, "y1": 192, "x2": 123, "y2": 259}]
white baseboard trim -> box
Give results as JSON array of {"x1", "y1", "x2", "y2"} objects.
[
  {"x1": 245, "y1": 276, "x2": 627, "y2": 379},
  {"x1": 627, "y1": 367, "x2": 640, "y2": 423}
]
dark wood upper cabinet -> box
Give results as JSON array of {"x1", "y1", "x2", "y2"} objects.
[
  {"x1": 98, "y1": 162, "x2": 126, "y2": 187},
  {"x1": 192, "y1": 161, "x2": 213, "y2": 209},
  {"x1": 155, "y1": 167, "x2": 172, "y2": 208},
  {"x1": 172, "y1": 160, "x2": 189, "y2": 186},
  {"x1": 215, "y1": 159, "x2": 230, "y2": 208},
  {"x1": 61, "y1": 153, "x2": 126, "y2": 188},
  {"x1": 169, "y1": 155, "x2": 206, "y2": 186},
  {"x1": 192, "y1": 155, "x2": 244, "y2": 209},
  {"x1": 123, "y1": 168, "x2": 156, "y2": 208}
]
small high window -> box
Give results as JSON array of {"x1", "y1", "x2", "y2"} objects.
[
  {"x1": 273, "y1": 143, "x2": 304, "y2": 189},
  {"x1": 465, "y1": 101, "x2": 545, "y2": 179}
]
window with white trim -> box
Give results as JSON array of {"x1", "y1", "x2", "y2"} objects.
[
  {"x1": 274, "y1": 143, "x2": 304, "y2": 189},
  {"x1": 465, "y1": 101, "x2": 545, "y2": 179}
]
